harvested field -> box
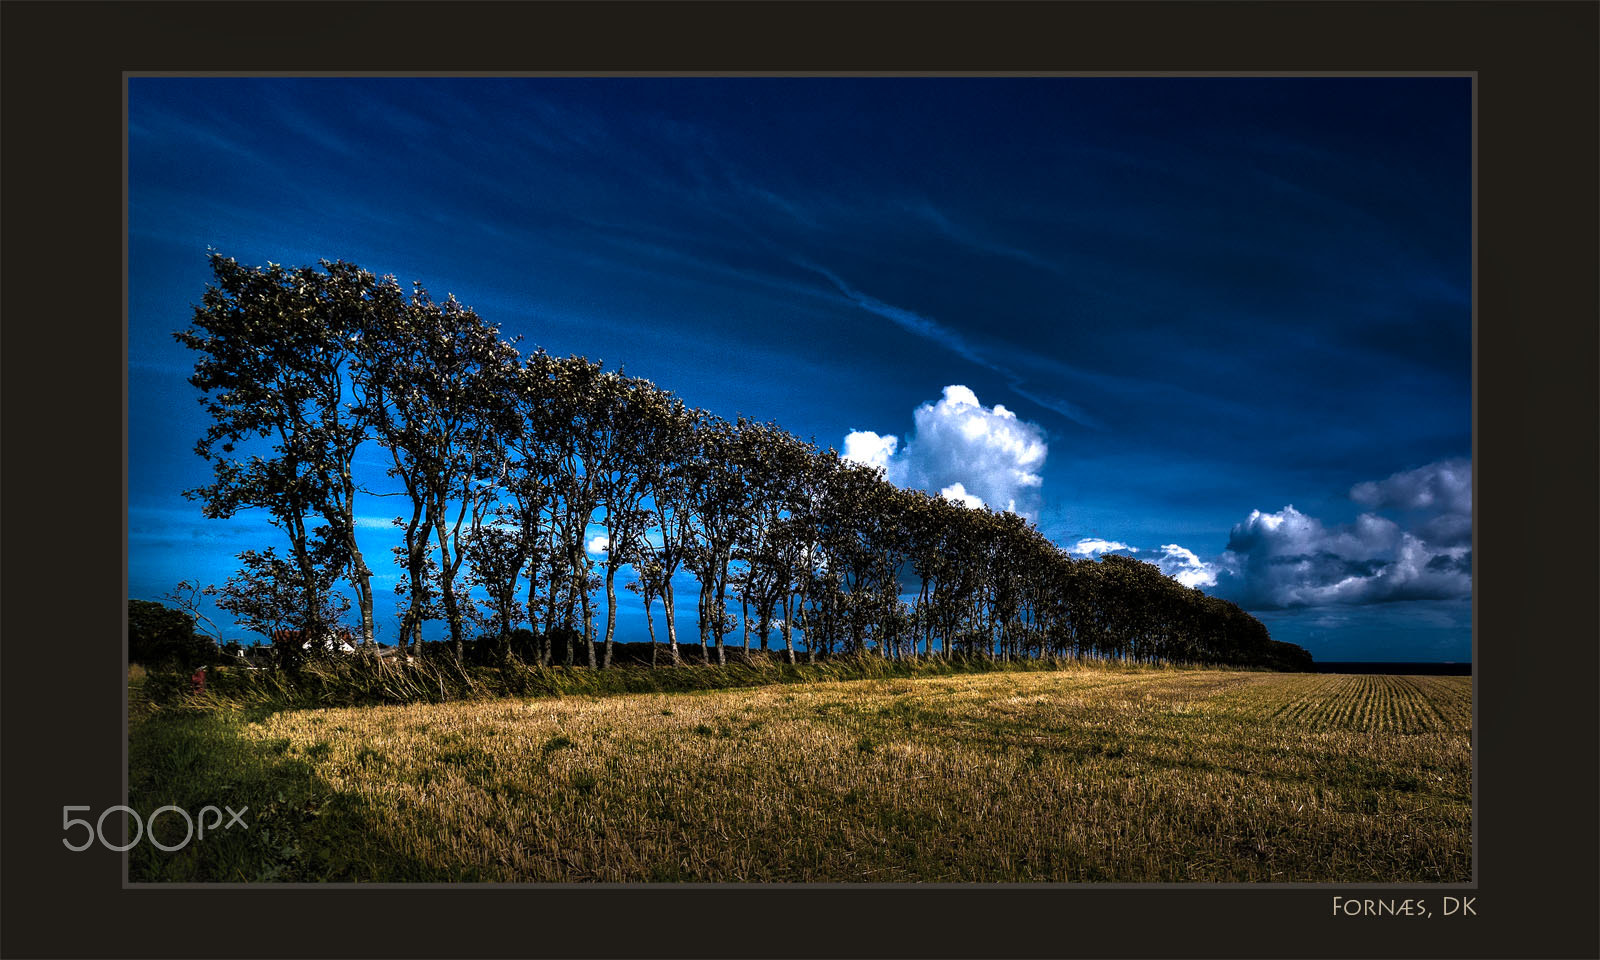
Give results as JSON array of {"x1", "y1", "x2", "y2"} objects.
[{"x1": 130, "y1": 665, "x2": 1472, "y2": 883}]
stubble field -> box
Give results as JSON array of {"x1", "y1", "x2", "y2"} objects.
[{"x1": 130, "y1": 666, "x2": 1472, "y2": 883}]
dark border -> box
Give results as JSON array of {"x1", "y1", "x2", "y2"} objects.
[{"x1": 3, "y1": 2, "x2": 1596, "y2": 958}]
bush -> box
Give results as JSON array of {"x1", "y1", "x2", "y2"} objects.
[{"x1": 129, "y1": 600, "x2": 216, "y2": 668}]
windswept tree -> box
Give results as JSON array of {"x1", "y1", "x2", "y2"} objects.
[
  {"x1": 633, "y1": 393, "x2": 698, "y2": 666},
  {"x1": 772, "y1": 440, "x2": 833, "y2": 663},
  {"x1": 463, "y1": 507, "x2": 535, "y2": 659},
  {"x1": 810, "y1": 456, "x2": 889, "y2": 656},
  {"x1": 531, "y1": 355, "x2": 616, "y2": 667},
  {"x1": 682, "y1": 414, "x2": 748, "y2": 666},
  {"x1": 903, "y1": 489, "x2": 948, "y2": 659},
  {"x1": 730, "y1": 419, "x2": 797, "y2": 656},
  {"x1": 392, "y1": 551, "x2": 445, "y2": 654},
  {"x1": 366, "y1": 283, "x2": 521, "y2": 662},
  {"x1": 578, "y1": 371, "x2": 665, "y2": 669},
  {"x1": 176, "y1": 254, "x2": 1308, "y2": 676},
  {"x1": 215, "y1": 545, "x2": 351, "y2": 668},
  {"x1": 624, "y1": 559, "x2": 669, "y2": 666},
  {"x1": 859, "y1": 482, "x2": 914, "y2": 659},
  {"x1": 175, "y1": 254, "x2": 395, "y2": 647},
  {"x1": 499, "y1": 350, "x2": 564, "y2": 665}
]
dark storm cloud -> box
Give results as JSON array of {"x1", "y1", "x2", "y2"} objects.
[
  {"x1": 1212, "y1": 458, "x2": 1472, "y2": 610},
  {"x1": 1350, "y1": 457, "x2": 1471, "y2": 514}
]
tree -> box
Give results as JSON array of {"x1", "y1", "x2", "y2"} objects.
[
  {"x1": 175, "y1": 254, "x2": 395, "y2": 649},
  {"x1": 498, "y1": 351, "x2": 563, "y2": 665},
  {"x1": 163, "y1": 579, "x2": 223, "y2": 643},
  {"x1": 463, "y1": 512, "x2": 533, "y2": 658},
  {"x1": 530, "y1": 356, "x2": 611, "y2": 667},
  {"x1": 366, "y1": 282, "x2": 521, "y2": 662},
  {"x1": 392, "y1": 552, "x2": 445, "y2": 655},
  {"x1": 213, "y1": 547, "x2": 351, "y2": 669},
  {"x1": 729, "y1": 420, "x2": 797, "y2": 657},
  {"x1": 771, "y1": 441, "x2": 833, "y2": 663},
  {"x1": 583, "y1": 372, "x2": 665, "y2": 669},
  {"x1": 633, "y1": 394, "x2": 698, "y2": 666},
  {"x1": 681, "y1": 414, "x2": 746, "y2": 666},
  {"x1": 903, "y1": 490, "x2": 947, "y2": 659},
  {"x1": 625, "y1": 560, "x2": 669, "y2": 666}
]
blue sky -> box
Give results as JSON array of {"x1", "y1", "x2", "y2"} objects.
[{"x1": 129, "y1": 77, "x2": 1472, "y2": 661}]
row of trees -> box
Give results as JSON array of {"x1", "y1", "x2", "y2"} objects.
[{"x1": 174, "y1": 254, "x2": 1309, "y2": 672}]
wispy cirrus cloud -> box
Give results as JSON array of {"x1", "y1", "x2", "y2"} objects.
[
  {"x1": 799, "y1": 260, "x2": 991, "y2": 369},
  {"x1": 797, "y1": 260, "x2": 1103, "y2": 430},
  {"x1": 911, "y1": 200, "x2": 1067, "y2": 277}
]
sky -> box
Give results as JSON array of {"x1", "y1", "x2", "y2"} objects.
[{"x1": 128, "y1": 77, "x2": 1472, "y2": 662}]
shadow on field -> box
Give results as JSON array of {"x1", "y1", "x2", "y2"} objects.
[{"x1": 129, "y1": 707, "x2": 443, "y2": 882}]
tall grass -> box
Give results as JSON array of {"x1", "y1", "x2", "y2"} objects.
[{"x1": 142, "y1": 651, "x2": 1191, "y2": 713}]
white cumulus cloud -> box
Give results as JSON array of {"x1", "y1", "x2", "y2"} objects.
[
  {"x1": 585, "y1": 534, "x2": 610, "y2": 555},
  {"x1": 1155, "y1": 543, "x2": 1218, "y2": 588},
  {"x1": 844, "y1": 385, "x2": 1049, "y2": 518},
  {"x1": 841, "y1": 430, "x2": 898, "y2": 474},
  {"x1": 939, "y1": 482, "x2": 985, "y2": 509},
  {"x1": 1069, "y1": 538, "x2": 1138, "y2": 557}
]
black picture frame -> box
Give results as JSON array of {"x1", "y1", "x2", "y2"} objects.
[{"x1": 2, "y1": 2, "x2": 1595, "y2": 957}]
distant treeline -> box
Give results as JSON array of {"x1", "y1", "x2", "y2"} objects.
[{"x1": 171, "y1": 254, "x2": 1312, "y2": 672}]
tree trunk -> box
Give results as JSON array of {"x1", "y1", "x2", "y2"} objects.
[
  {"x1": 440, "y1": 578, "x2": 463, "y2": 662},
  {"x1": 288, "y1": 514, "x2": 318, "y2": 631},
  {"x1": 582, "y1": 577, "x2": 597, "y2": 669},
  {"x1": 714, "y1": 566, "x2": 728, "y2": 667},
  {"x1": 697, "y1": 587, "x2": 712, "y2": 664},
  {"x1": 602, "y1": 562, "x2": 618, "y2": 669},
  {"x1": 433, "y1": 516, "x2": 464, "y2": 663},
  {"x1": 663, "y1": 581, "x2": 682, "y2": 665},
  {"x1": 560, "y1": 553, "x2": 578, "y2": 667},
  {"x1": 780, "y1": 592, "x2": 795, "y2": 665},
  {"x1": 527, "y1": 567, "x2": 547, "y2": 666},
  {"x1": 557, "y1": 533, "x2": 580, "y2": 666},
  {"x1": 338, "y1": 488, "x2": 376, "y2": 651},
  {"x1": 353, "y1": 571, "x2": 375, "y2": 652},
  {"x1": 805, "y1": 594, "x2": 817, "y2": 664},
  {"x1": 757, "y1": 593, "x2": 773, "y2": 652},
  {"x1": 741, "y1": 594, "x2": 750, "y2": 651},
  {"x1": 404, "y1": 542, "x2": 426, "y2": 658},
  {"x1": 540, "y1": 524, "x2": 561, "y2": 666},
  {"x1": 645, "y1": 597, "x2": 658, "y2": 667}
]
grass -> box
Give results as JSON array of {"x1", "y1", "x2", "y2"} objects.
[
  {"x1": 129, "y1": 665, "x2": 1471, "y2": 883},
  {"x1": 140, "y1": 650, "x2": 1095, "y2": 712}
]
